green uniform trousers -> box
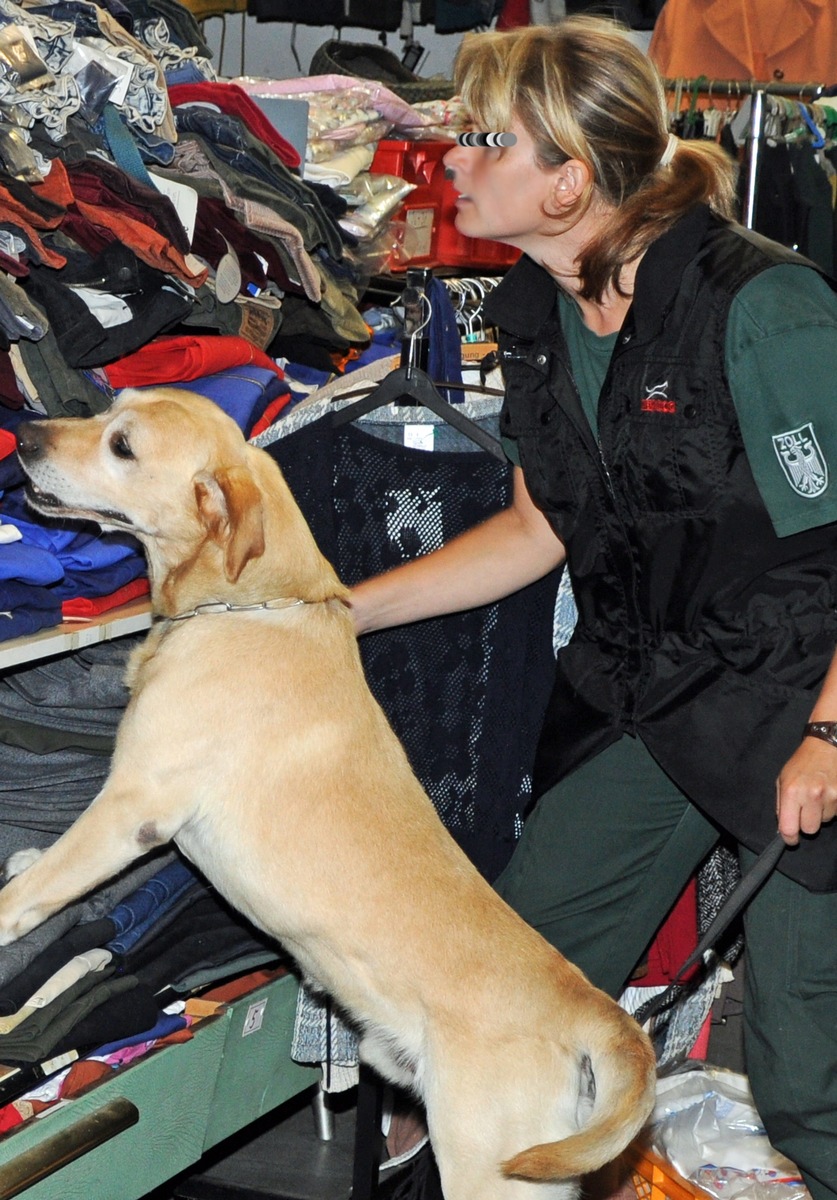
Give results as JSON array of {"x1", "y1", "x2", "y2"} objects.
[{"x1": 494, "y1": 734, "x2": 837, "y2": 1200}]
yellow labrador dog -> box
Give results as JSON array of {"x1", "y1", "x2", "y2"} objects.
[{"x1": 1, "y1": 388, "x2": 655, "y2": 1199}]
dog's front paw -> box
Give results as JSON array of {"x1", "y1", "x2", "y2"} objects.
[{"x1": 2, "y1": 848, "x2": 43, "y2": 885}]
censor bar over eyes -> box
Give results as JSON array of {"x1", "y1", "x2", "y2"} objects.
[{"x1": 456, "y1": 132, "x2": 517, "y2": 147}]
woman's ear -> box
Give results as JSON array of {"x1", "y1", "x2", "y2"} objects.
[{"x1": 549, "y1": 159, "x2": 592, "y2": 212}]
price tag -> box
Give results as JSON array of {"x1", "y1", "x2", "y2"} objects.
[{"x1": 404, "y1": 424, "x2": 434, "y2": 451}]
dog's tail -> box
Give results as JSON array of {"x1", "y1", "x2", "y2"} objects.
[{"x1": 501, "y1": 1016, "x2": 656, "y2": 1181}]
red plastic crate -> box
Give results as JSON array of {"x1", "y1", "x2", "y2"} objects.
[{"x1": 370, "y1": 139, "x2": 520, "y2": 272}]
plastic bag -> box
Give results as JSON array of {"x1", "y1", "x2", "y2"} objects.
[
  {"x1": 338, "y1": 175, "x2": 415, "y2": 240},
  {"x1": 649, "y1": 1065, "x2": 810, "y2": 1200},
  {"x1": 232, "y1": 74, "x2": 434, "y2": 162}
]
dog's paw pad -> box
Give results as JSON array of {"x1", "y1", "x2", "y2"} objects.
[{"x1": 2, "y1": 848, "x2": 43, "y2": 883}]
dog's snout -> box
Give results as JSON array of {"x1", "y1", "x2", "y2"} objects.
[{"x1": 16, "y1": 421, "x2": 48, "y2": 463}]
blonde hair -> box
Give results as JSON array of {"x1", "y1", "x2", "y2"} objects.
[{"x1": 454, "y1": 18, "x2": 738, "y2": 301}]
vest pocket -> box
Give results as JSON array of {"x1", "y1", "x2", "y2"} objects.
[{"x1": 612, "y1": 364, "x2": 728, "y2": 516}]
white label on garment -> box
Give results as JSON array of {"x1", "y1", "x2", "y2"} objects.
[
  {"x1": 242, "y1": 998, "x2": 267, "y2": 1037},
  {"x1": 405, "y1": 208, "x2": 434, "y2": 260},
  {"x1": 215, "y1": 238, "x2": 242, "y2": 304},
  {"x1": 404, "y1": 424, "x2": 434, "y2": 451},
  {"x1": 149, "y1": 172, "x2": 198, "y2": 246}
]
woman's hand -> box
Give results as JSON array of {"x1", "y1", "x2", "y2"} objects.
[{"x1": 776, "y1": 736, "x2": 837, "y2": 845}]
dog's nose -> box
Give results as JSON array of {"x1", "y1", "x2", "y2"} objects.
[{"x1": 16, "y1": 421, "x2": 47, "y2": 463}]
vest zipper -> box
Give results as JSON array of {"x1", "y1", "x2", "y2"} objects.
[
  {"x1": 554, "y1": 357, "x2": 616, "y2": 499},
  {"x1": 596, "y1": 437, "x2": 615, "y2": 499}
]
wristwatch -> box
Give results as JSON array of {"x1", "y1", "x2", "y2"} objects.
[{"x1": 803, "y1": 721, "x2": 837, "y2": 749}]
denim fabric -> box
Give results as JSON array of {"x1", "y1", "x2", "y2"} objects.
[
  {"x1": 0, "y1": 851, "x2": 175, "y2": 990},
  {"x1": 131, "y1": 0, "x2": 210, "y2": 57},
  {"x1": 163, "y1": 61, "x2": 207, "y2": 87},
  {"x1": 106, "y1": 859, "x2": 202, "y2": 955},
  {"x1": 173, "y1": 118, "x2": 343, "y2": 257}
]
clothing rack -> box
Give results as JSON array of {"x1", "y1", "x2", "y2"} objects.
[{"x1": 664, "y1": 76, "x2": 829, "y2": 229}]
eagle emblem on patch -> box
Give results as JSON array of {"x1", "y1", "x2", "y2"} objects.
[{"x1": 772, "y1": 424, "x2": 828, "y2": 498}]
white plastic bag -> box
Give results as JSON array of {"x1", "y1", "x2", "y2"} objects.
[{"x1": 650, "y1": 1065, "x2": 810, "y2": 1200}]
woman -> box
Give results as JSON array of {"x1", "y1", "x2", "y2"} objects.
[{"x1": 354, "y1": 19, "x2": 837, "y2": 1197}]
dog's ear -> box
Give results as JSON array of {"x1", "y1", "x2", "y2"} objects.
[{"x1": 194, "y1": 466, "x2": 266, "y2": 581}]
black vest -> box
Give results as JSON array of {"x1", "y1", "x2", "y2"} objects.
[{"x1": 486, "y1": 206, "x2": 837, "y2": 890}]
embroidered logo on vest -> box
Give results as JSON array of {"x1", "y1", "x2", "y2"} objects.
[
  {"x1": 640, "y1": 380, "x2": 676, "y2": 414},
  {"x1": 772, "y1": 424, "x2": 828, "y2": 498}
]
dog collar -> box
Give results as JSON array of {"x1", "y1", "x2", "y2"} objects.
[{"x1": 160, "y1": 597, "x2": 313, "y2": 624}]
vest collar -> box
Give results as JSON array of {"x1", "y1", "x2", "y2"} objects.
[
  {"x1": 629, "y1": 204, "x2": 716, "y2": 344},
  {"x1": 484, "y1": 252, "x2": 558, "y2": 340}
]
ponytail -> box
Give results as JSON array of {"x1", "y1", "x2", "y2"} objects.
[{"x1": 579, "y1": 138, "x2": 738, "y2": 301}]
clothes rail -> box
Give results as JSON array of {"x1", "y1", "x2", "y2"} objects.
[{"x1": 664, "y1": 76, "x2": 827, "y2": 229}]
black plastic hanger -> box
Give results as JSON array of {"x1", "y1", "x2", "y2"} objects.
[
  {"x1": 332, "y1": 362, "x2": 505, "y2": 461},
  {"x1": 332, "y1": 270, "x2": 506, "y2": 463}
]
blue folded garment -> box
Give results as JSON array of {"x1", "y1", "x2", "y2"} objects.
[
  {"x1": 0, "y1": 539, "x2": 64, "y2": 586},
  {"x1": 0, "y1": 585, "x2": 62, "y2": 640},
  {"x1": 89, "y1": 1009, "x2": 189, "y2": 1058},
  {"x1": 1, "y1": 490, "x2": 140, "y2": 567},
  {"x1": 169, "y1": 364, "x2": 289, "y2": 437},
  {"x1": 49, "y1": 552, "x2": 148, "y2": 600}
]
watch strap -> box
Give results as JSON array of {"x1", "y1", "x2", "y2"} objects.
[{"x1": 804, "y1": 721, "x2": 837, "y2": 748}]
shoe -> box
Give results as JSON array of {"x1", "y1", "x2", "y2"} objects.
[{"x1": 309, "y1": 39, "x2": 456, "y2": 103}]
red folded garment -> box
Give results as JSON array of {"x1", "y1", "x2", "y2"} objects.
[
  {"x1": 61, "y1": 576, "x2": 150, "y2": 619},
  {"x1": 0, "y1": 1102, "x2": 24, "y2": 1132},
  {"x1": 0, "y1": 428, "x2": 17, "y2": 459},
  {"x1": 249, "y1": 391, "x2": 293, "y2": 438},
  {"x1": 104, "y1": 335, "x2": 283, "y2": 389},
  {"x1": 639, "y1": 877, "x2": 699, "y2": 986}
]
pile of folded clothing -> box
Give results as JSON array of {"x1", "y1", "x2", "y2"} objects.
[{"x1": 0, "y1": 0, "x2": 386, "y2": 643}]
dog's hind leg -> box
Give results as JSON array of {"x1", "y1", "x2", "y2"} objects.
[
  {"x1": 0, "y1": 775, "x2": 175, "y2": 944},
  {"x1": 431, "y1": 1129, "x2": 580, "y2": 1200},
  {"x1": 425, "y1": 1051, "x2": 583, "y2": 1200}
]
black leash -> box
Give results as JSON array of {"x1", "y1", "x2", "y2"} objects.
[{"x1": 632, "y1": 833, "x2": 786, "y2": 1027}]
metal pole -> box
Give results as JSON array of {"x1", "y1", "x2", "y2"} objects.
[{"x1": 743, "y1": 87, "x2": 766, "y2": 230}]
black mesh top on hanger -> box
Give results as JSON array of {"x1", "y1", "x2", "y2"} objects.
[{"x1": 264, "y1": 412, "x2": 560, "y2": 882}]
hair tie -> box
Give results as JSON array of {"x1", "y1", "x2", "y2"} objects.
[{"x1": 659, "y1": 133, "x2": 678, "y2": 168}]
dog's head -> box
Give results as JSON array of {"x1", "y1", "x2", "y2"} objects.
[{"x1": 17, "y1": 388, "x2": 267, "y2": 588}]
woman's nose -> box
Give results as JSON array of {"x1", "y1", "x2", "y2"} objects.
[{"x1": 442, "y1": 145, "x2": 462, "y2": 180}]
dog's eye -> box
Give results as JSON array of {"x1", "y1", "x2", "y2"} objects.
[{"x1": 110, "y1": 432, "x2": 135, "y2": 460}]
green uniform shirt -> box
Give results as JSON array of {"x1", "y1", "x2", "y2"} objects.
[{"x1": 505, "y1": 265, "x2": 837, "y2": 539}]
